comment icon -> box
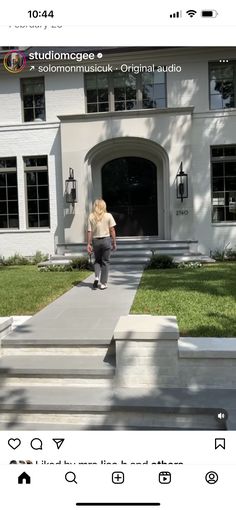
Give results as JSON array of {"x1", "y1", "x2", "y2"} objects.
[{"x1": 30, "y1": 438, "x2": 43, "y2": 450}]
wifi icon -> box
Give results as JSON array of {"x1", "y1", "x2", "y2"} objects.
[{"x1": 186, "y1": 9, "x2": 197, "y2": 17}]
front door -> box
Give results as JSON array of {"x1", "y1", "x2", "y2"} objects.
[{"x1": 102, "y1": 157, "x2": 158, "y2": 236}]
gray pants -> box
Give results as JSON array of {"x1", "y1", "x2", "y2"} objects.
[{"x1": 92, "y1": 237, "x2": 111, "y2": 284}]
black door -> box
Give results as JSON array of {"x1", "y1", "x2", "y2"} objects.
[{"x1": 102, "y1": 157, "x2": 158, "y2": 236}]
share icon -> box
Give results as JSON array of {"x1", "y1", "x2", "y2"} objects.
[{"x1": 52, "y1": 438, "x2": 65, "y2": 450}]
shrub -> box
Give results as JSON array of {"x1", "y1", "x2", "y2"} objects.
[
  {"x1": 71, "y1": 256, "x2": 93, "y2": 270},
  {"x1": 0, "y1": 251, "x2": 48, "y2": 266},
  {"x1": 224, "y1": 249, "x2": 236, "y2": 261},
  {"x1": 2, "y1": 253, "x2": 31, "y2": 266},
  {"x1": 211, "y1": 248, "x2": 236, "y2": 261},
  {"x1": 177, "y1": 261, "x2": 202, "y2": 269},
  {"x1": 31, "y1": 251, "x2": 48, "y2": 264},
  {"x1": 38, "y1": 256, "x2": 93, "y2": 272},
  {"x1": 211, "y1": 249, "x2": 225, "y2": 261},
  {"x1": 146, "y1": 253, "x2": 176, "y2": 269},
  {"x1": 210, "y1": 241, "x2": 236, "y2": 261},
  {"x1": 38, "y1": 264, "x2": 73, "y2": 272}
]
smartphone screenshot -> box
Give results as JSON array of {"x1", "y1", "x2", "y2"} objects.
[{"x1": 0, "y1": 1, "x2": 236, "y2": 508}]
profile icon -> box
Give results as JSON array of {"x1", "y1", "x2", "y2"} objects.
[{"x1": 3, "y1": 50, "x2": 26, "y2": 73}]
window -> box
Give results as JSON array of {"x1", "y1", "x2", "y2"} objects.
[
  {"x1": 142, "y1": 71, "x2": 166, "y2": 108},
  {"x1": 21, "y1": 78, "x2": 46, "y2": 122},
  {"x1": 85, "y1": 72, "x2": 167, "y2": 112},
  {"x1": 0, "y1": 158, "x2": 19, "y2": 229},
  {"x1": 1, "y1": 46, "x2": 19, "y2": 50},
  {"x1": 114, "y1": 73, "x2": 137, "y2": 111},
  {"x1": 211, "y1": 146, "x2": 236, "y2": 222},
  {"x1": 86, "y1": 74, "x2": 109, "y2": 112},
  {"x1": 24, "y1": 156, "x2": 50, "y2": 228},
  {"x1": 209, "y1": 63, "x2": 235, "y2": 109}
]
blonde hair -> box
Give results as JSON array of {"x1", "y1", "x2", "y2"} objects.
[{"x1": 90, "y1": 199, "x2": 107, "y2": 224}]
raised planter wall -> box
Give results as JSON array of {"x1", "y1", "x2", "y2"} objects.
[
  {"x1": 0, "y1": 318, "x2": 13, "y2": 342},
  {"x1": 113, "y1": 315, "x2": 236, "y2": 390}
]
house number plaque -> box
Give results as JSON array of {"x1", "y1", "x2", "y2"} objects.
[{"x1": 176, "y1": 210, "x2": 189, "y2": 215}]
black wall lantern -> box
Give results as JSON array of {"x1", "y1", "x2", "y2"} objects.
[
  {"x1": 176, "y1": 162, "x2": 188, "y2": 202},
  {"x1": 65, "y1": 167, "x2": 77, "y2": 203}
]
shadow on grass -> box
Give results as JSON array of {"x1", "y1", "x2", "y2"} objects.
[
  {"x1": 183, "y1": 312, "x2": 236, "y2": 337},
  {"x1": 133, "y1": 264, "x2": 236, "y2": 337},
  {"x1": 141, "y1": 264, "x2": 236, "y2": 299}
]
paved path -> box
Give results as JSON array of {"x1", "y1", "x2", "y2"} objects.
[
  {"x1": 5, "y1": 266, "x2": 144, "y2": 342},
  {"x1": 2, "y1": 265, "x2": 235, "y2": 430}
]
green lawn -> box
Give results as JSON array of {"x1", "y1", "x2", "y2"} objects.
[
  {"x1": 131, "y1": 263, "x2": 236, "y2": 337},
  {"x1": 0, "y1": 265, "x2": 91, "y2": 315}
]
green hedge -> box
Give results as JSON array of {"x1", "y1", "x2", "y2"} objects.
[{"x1": 146, "y1": 253, "x2": 177, "y2": 269}]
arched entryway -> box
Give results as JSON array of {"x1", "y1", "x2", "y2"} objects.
[
  {"x1": 102, "y1": 157, "x2": 158, "y2": 236},
  {"x1": 85, "y1": 137, "x2": 170, "y2": 239}
]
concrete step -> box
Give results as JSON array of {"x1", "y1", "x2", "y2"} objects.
[
  {"x1": 60, "y1": 249, "x2": 190, "y2": 258},
  {"x1": 50, "y1": 254, "x2": 84, "y2": 260},
  {"x1": 3, "y1": 378, "x2": 113, "y2": 388},
  {"x1": 51, "y1": 239, "x2": 199, "y2": 267},
  {"x1": 0, "y1": 317, "x2": 13, "y2": 339},
  {"x1": 52, "y1": 254, "x2": 149, "y2": 265},
  {"x1": 0, "y1": 354, "x2": 115, "y2": 388},
  {"x1": 0, "y1": 386, "x2": 228, "y2": 430},
  {"x1": 58, "y1": 239, "x2": 197, "y2": 247},
  {"x1": 0, "y1": 355, "x2": 115, "y2": 378},
  {"x1": 53, "y1": 253, "x2": 189, "y2": 264},
  {"x1": 40, "y1": 252, "x2": 206, "y2": 268},
  {"x1": 173, "y1": 255, "x2": 216, "y2": 264},
  {"x1": 63, "y1": 245, "x2": 191, "y2": 253},
  {"x1": 57, "y1": 240, "x2": 198, "y2": 254},
  {"x1": 38, "y1": 259, "x2": 72, "y2": 267},
  {"x1": 116, "y1": 238, "x2": 197, "y2": 243},
  {"x1": 2, "y1": 346, "x2": 113, "y2": 357},
  {"x1": 111, "y1": 257, "x2": 148, "y2": 264},
  {"x1": 2, "y1": 336, "x2": 115, "y2": 348},
  {"x1": 113, "y1": 248, "x2": 189, "y2": 253},
  {"x1": 0, "y1": 412, "x2": 224, "y2": 430}
]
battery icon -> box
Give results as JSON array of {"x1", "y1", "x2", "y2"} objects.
[{"x1": 201, "y1": 10, "x2": 218, "y2": 17}]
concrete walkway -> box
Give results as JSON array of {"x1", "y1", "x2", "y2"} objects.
[
  {"x1": 5, "y1": 266, "x2": 144, "y2": 343},
  {"x1": 1, "y1": 264, "x2": 234, "y2": 430}
]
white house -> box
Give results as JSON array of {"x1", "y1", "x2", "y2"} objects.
[{"x1": 0, "y1": 46, "x2": 236, "y2": 258}]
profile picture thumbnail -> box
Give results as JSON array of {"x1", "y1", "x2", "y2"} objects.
[{"x1": 3, "y1": 50, "x2": 27, "y2": 73}]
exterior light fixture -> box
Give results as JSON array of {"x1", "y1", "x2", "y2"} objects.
[
  {"x1": 176, "y1": 162, "x2": 188, "y2": 202},
  {"x1": 65, "y1": 167, "x2": 77, "y2": 203}
]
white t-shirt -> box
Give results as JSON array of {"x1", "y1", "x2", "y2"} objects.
[{"x1": 88, "y1": 212, "x2": 116, "y2": 238}]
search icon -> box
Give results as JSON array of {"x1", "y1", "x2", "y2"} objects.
[{"x1": 65, "y1": 471, "x2": 77, "y2": 484}]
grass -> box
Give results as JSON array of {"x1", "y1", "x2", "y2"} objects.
[
  {"x1": 131, "y1": 262, "x2": 236, "y2": 337},
  {"x1": 0, "y1": 265, "x2": 91, "y2": 315}
]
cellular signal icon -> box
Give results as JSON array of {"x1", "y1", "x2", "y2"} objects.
[
  {"x1": 186, "y1": 9, "x2": 197, "y2": 17},
  {"x1": 170, "y1": 10, "x2": 182, "y2": 18}
]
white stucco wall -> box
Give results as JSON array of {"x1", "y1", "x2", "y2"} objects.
[
  {"x1": 1, "y1": 47, "x2": 236, "y2": 255},
  {"x1": 59, "y1": 109, "x2": 194, "y2": 243},
  {"x1": 0, "y1": 124, "x2": 63, "y2": 257},
  {"x1": 0, "y1": 72, "x2": 85, "y2": 125},
  {"x1": 192, "y1": 111, "x2": 236, "y2": 253},
  {"x1": 0, "y1": 69, "x2": 85, "y2": 257},
  {"x1": 1, "y1": 47, "x2": 236, "y2": 125},
  {"x1": 59, "y1": 104, "x2": 236, "y2": 252}
]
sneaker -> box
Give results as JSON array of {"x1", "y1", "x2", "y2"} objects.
[
  {"x1": 93, "y1": 279, "x2": 99, "y2": 289},
  {"x1": 100, "y1": 283, "x2": 107, "y2": 290}
]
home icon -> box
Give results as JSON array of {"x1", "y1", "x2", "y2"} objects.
[{"x1": 18, "y1": 472, "x2": 31, "y2": 484}]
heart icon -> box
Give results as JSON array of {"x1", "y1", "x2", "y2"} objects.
[{"x1": 8, "y1": 438, "x2": 21, "y2": 450}]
